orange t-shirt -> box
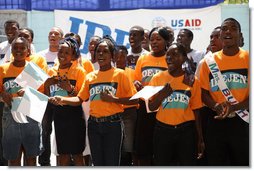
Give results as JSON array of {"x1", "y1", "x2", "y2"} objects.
[
  {"x1": 47, "y1": 64, "x2": 86, "y2": 97},
  {"x1": 124, "y1": 67, "x2": 135, "y2": 82},
  {"x1": 11, "y1": 54, "x2": 48, "y2": 73},
  {"x1": 123, "y1": 67, "x2": 137, "y2": 109},
  {"x1": 199, "y1": 49, "x2": 249, "y2": 104},
  {"x1": 134, "y1": 52, "x2": 168, "y2": 86},
  {"x1": 54, "y1": 57, "x2": 94, "y2": 74},
  {"x1": 81, "y1": 57, "x2": 94, "y2": 74},
  {"x1": 0, "y1": 63, "x2": 25, "y2": 97},
  {"x1": 78, "y1": 67, "x2": 135, "y2": 117},
  {"x1": 149, "y1": 70, "x2": 202, "y2": 125}
]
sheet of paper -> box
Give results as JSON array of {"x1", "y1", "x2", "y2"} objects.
[
  {"x1": 11, "y1": 97, "x2": 28, "y2": 123},
  {"x1": 130, "y1": 86, "x2": 163, "y2": 113},
  {"x1": 14, "y1": 62, "x2": 49, "y2": 90},
  {"x1": 130, "y1": 86, "x2": 163, "y2": 100},
  {"x1": 0, "y1": 56, "x2": 5, "y2": 65},
  {"x1": 17, "y1": 86, "x2": 49, "y2": 123}
]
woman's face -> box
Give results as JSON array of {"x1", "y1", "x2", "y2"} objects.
[
  {"x1": 166, "y1": 44, "x2": 185, "y2": 73},
  {"x1": 95, "y1": 42, "x2": 112, "y2": 68},
  {"x1": 57, "y1": 43, "x2": 73, "y2": 66},
  {"x1": 12, "y1": 40, "x2": 29, "y2": 62},
  {"x1": 149, "y1": 31, "x2": 166, "y2": 53}
]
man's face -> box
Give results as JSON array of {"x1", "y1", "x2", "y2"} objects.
[
  {"x1": 210, "y1": 29, "x2": 222, "y2": 53},
  {"x1": 48, "y1": 28, "x2": 63, "y2": 46},
  {"x1": 220, "y1": 20, "x2": 240, "y2": 49},
  {"x1": 5, "y1": 23, "x2": 19, "y2": 44},
  {"x1": 176, "y1": 30, "x2": 192, "y2": 48},
  {"x1": 129, "y1": 28, "x2": 143, "y2": 49}
]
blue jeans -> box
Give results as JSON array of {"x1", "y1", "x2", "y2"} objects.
[
  {"x1": 2, "y1": 104, "x2": 43, "y2": 160},
  {"x1": 88, "y1": 116, "x2": 123, "y2": 166}
]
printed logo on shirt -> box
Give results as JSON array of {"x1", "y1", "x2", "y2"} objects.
[
  {"x1": 50, "y1": 80, "x2": 76, "y2": 97},
  {"x1": 209, "y1": 69, "x2": 248, "y2": 92},
  {"x1": 89, "y1": 82, "x2": 118, "y2": 101},
  {"x1": 141, "y1": 66, "x2": 167, "y2": 84},
  {"x1": 47, "y1": 62, "x2": 55, "y2": 69},
  {"x1": 162, "y1": 90, "x2": 191, "y2": 109},
  {"x1": 3, "y1": 77, "x2": 22, "y2": 93}
]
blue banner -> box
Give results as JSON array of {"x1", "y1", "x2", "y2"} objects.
[{"x1": 0, "y1": 0, "x2": 224, "y2": 11}]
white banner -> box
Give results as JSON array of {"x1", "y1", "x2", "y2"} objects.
[{"x1": 55, "y1": 6, "x2": 221, "y2": 54}]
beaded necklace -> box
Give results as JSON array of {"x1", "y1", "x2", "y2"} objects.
[
  {"x1": 57, "y1": 64, "x2": 72, "y2": 82},
  {"x1": 57, "y1": 68, "x2": 68, "y2": 82}
]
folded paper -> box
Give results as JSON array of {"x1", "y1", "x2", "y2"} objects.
[
  {"x1": 14, "y1": 62, "x2": 49, "y2": 90},
  {"x1": 130, "y1": 86, "x2": 163, "y2": 113},
  {"x1": 17, "y1": 86, "x2": 49, "y2": 123},
  {"x1": 11, "y1": 97, "x2": 28, "y2": 123}
]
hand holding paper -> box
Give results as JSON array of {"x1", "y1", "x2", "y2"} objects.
[
  {"x1": 130, "y1": 86, "x2": 164, "y2": 101},
  {"x1": 130, "y1": 86, "x2": 164, "y2": 113}
]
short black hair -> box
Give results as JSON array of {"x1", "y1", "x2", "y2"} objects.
[
  {"x1": 214, "y1": 26, "x2": 221, "y2": 30},
  {"x1": 129, "y1": 25, "x2": 145, "y2": 36},
  {"x1": 222, "y1": 18, "x2": 241, "y2": 32},
  {"x1": 19, "y1": 27, "x2": 34, "y2": 41},
  {"x1": 4, "y1": 20, "x2": 19, "y2": 29},
  {"x1": 179, "y1": 29, "x2": 193, "y2": 40},
  {"x1": 94, "y1": 36, "x2": 116, "y2": 59},
  {"x1": 168, "y1": 42, "x2": 187, "y2": 59},
  {"x1": 89, "y1": 35, "x2": 102, "y2": 42},
  {"x1": 12, "y1": 37, "x2": 30, "y2": 52},
  {"x1": 115, "y1": 45, "x2": 128, "y2": 54}
]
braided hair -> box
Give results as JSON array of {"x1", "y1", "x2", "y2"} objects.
[
  {"x1": 93, "y1": 35, "x2": 117, "y2": 60},
  {"x1": 59, "y1": 36, "x2": 80, "y2": 59}
]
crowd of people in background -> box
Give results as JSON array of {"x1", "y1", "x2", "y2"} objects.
[{"x1": 0, "y1": 17, "x2": 249, "y2": 166}]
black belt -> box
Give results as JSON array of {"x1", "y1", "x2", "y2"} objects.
[
  {"x1": 124, "y1": 106, "x2": 137, "y2": 111},
  {"x1": 89, "y1": 113, "x2": 121, "y2": 123},
  {"x1": 156, "y1": 120, "x2": 194, "y2": 129}
]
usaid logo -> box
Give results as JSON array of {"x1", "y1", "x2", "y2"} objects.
[
  {"x1": 170, "y1": 19, "x2": 202, "y2": 30},
  {"x1": 151, "y1": 17, "x2": 202, "y2": 30}
]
